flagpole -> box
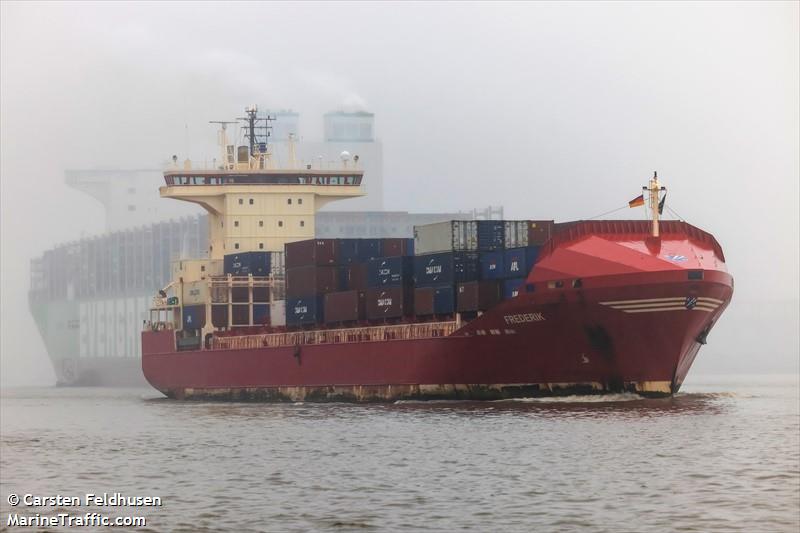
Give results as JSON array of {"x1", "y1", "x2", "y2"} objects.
[{"x1": 646, "y1": 171, "x2": 664, "y2": 238}]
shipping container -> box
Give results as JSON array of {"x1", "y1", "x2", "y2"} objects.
[
  {"x1": 366, "y1": 287, "x2": 413, "y2": 320},
  {"x1": 286, "y1": 265, "x2": 340, "y2": 297},
  {"x1": 479, "y1": 251, "x2": 505, "y2": 280},
  {"x1": 231, "y1": 286, "x2": 249, "y2": 303},
  {"x1": 342, "y1": 263, "x2": 368, "y2": 291},
  {"x1": 223, "y1": 251, "x2": 270, "y2": 276},
  {"x1": 413, "y1": 251, "x2": 480, "y2": 287},
  {"x1": 528, "y1": 220, "x2": 555, "y2": 245},
  {"x1": 285, "y1": 239, "x2": 339, "y2": 268},
  {"x1": 456, "y1": 280, "x2": 502, "y2": 312},
  {"x1": 286, "y1": 296, "x2": 323, "y2": 327},
  {"x1": 381, "y1": 238, "x2": 414, "y2": 257},
  {"x1": 338, "y1": 239, "x2": 360, "y2": 265},
  {"x1": 414, "y1": 285, "x2": 456, "y2": 316},
  {"x1": 210, "y1": 286, "x2": 228, "y2": 304},
  {"x1": 503, "y1": 278, "x2": 526, "y2": 299},
  {"x1": 182, "y1": 305, "x2": 205, "y2": 330},
  {"x1": 413, "y1": 220, "x2": 478, "y2": 255},
  {"x1": 231, "y1": 304, "x2": 250, "y2": 326},
  {"x1": 504, "y1": 220, "x2": 529, "y2": 249},
  {"x1": 357, "y1": 239, "x2": 383, "y2": 262},
  {"x1": 324, "y1": 290, "x2": 366, "y2": 324},
  {"x1": 211, "y1": 305, "x2": 228, "y2": 327},
  {"x1": 504, "y1": 246, "x2": 540, "y2": 278},
  {"x1": 270, "y1": 300, "x2": 286, "y2": 327},
  {"x1": 368, "y1": 256, "x2": 413, "y2": 287},
  {"x1": 270, "y1": 252, "x2": 285, "y2": 277},
  {"x1": 253, "y1": 286, "x2": 270, "y2": 302},
  {"x1": 182, "y1": 280, "x2": 208, "y2": 305},
  {"x1": 252, "y1": 303, "x2": 270, "y2": 324},
  {"x1": 476, "y1": 220, "x2": 505, "y2": 251}
]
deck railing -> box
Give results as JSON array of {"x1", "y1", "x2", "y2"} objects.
[{"x1": 212, "y1": 321, "x2": 459, "y2": 350}]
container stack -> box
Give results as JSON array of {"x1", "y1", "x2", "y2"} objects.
[
  {"x1": 284, "y1": 238, "x2": 415, "y2": 328},
  {"x1": 412, "y1": 220, "x2": 553, "y2": 316}
]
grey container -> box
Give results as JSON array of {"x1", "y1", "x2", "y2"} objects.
[
  {"x1": 413, "y1": 220, "x2": 478, "y2": 255},
  {"x1": 504, "y1": 221, "x2": 529, "y2": 249}
]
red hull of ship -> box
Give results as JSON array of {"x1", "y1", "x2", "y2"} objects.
[{"x1": 142, "y1": 221, "x2": 733, "y2": 401}]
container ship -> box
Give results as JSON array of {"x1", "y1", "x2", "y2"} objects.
[
  {"x1": 29, "y1": 109, "x2": 488, "y2": 386},
  {"x1": 141, "y1": 107, "x2": 733, "y2": 401}
]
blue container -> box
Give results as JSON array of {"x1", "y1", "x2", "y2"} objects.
[
  {"x1": 253, "y1": 304, "x2": 270, "y2": 324},
  {"x1": 503, "y1": 246, "x2": 540, "y2": 278},
  {"x1": 479, "y1": 250, "x2": 505, "y2": 280},
  {"x1": 224, "y1": 251, "x2": 270, "y2": 276},
  {"x1": 182, "y1": 305, "x2": 205, "y2": 330},
  {"x1": 476, "y1": 220, "x2": 505, "y2": 251},
  {"x1": 503, "y1": 278, "x2": 526, "y2": 299},
  {"x1": 433, "y1": 285, "x2": 456, "y2": 314},
  {"x1": 357, "y1": 239, "x2": 384, "y2": 262},
  {"x1": 286, "y1": 296, "x2": 323, "y2": 327},
  {"x1": 413, "y1": 252, "x2": 480, "y2": 287},
  {"x1": 368, "y1": 256, "x2": 413, "y2": 287},
  {"x1": 338, "y1": 239, "x2": 360, "y2": 265}
]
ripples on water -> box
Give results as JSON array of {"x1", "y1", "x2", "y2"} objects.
[{"x1": 1, "y1": 375, "x2": 798, "y2": 532}]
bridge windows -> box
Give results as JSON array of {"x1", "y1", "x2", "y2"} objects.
[
  {"x1": 258, "y1": 221, "x2": 263, "y2": 227},
  {"x1": 234, "y1": 243, "x2": 239, "y2": 249},
  {"x1": 278, "y1": 221, "x2": 284, "y2": 228},
  {"x1": 287, "y1": 198, "x2": 292, "y2": 205},
  {"x1": 238, "y1": 198, "x2": 243, "y2": 205},
  {"x1": 234, "y1": 221, "x2": 239, "y2": 227},
  {"x1": 259, "y1": 243, "x2": 264, "y2": 249},
  {"x1": 300, "y1": 220, "x2": 305, "y2": 227},
  {"x1": 249, "y1": 198, "x2": 254, "y2": 205},
  {"x1": 298, "y1": 198, "x2": 303, "y2": 205}
]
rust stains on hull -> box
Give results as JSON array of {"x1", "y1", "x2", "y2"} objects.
[{"x1": 162, "y1": 381, "x2": 673, "y2": 402}]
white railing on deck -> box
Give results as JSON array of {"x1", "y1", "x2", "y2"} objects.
[{"x1": 213, "y1": 321, "x2": 459, "y2": 351}]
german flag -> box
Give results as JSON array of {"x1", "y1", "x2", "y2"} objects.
[{"x1": 628, "y1": 194, "x2": 645, "y2": 208}]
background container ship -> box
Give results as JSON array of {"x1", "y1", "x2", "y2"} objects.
[
  {"x1": 141, "y1": 107, "x2": 733, "y2": 400},
  {"x1": 28, "y1": 109, "x2": 495, "y2": 386}
]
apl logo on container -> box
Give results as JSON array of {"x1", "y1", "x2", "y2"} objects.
[
  {"x1": 294, "y1": 305, "x2": 308, "y2": 314},
  {"x1": 377, "y1": 298, "x2": 393, "y2": 307},
  {"x1": 509, "y1": 260, "x2": 520, "y2": 272}
]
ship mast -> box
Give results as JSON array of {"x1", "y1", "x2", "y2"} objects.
[{"x1": 644, "y1": 171, "x2": 666, "y2": 237}]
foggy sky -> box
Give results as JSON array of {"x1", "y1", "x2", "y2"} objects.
[{"x1": 1, "y1": 1, "x2": 798, "y2": 386}]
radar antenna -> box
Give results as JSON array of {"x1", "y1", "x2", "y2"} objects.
[{"x1": 237, "y1": 105, "x2": 276, "y2": 156}]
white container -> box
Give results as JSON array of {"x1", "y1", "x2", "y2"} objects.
[
  {"x1": 270, "y1": 300, "x2": 286, "y2": 327},
  {"x1": 504, "y1": 221, "x2": 529, "y2": 249},
  {"x1": 413, "y1": 221, "x2": 478, "y2": 255},
  {"x1": 182, "y1": 280, "x2": 209, "y2": 305}
]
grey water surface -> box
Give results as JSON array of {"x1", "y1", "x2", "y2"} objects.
[{"x1": 1, "y1": 374, "x2": 798, "y2": 532}]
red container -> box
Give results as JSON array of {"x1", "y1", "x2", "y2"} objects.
[
  {"x1": 366, "y1": 287, "x2": 413, "y2": 320},
  {"x1": 414, "y1": 287, "x2": 435, "y2": 316},
  {"x1": 343, "y1": 263, "x2": 368, "y2": 291},
  {"x1": 211, "y1": 305, "x2": 228, "y2": 327},
  {"x1": 456, "y1": 280, "x2": 502, "y2": 312},
  {"x1": 527, "y1": 220, "x2": 555, "y2": 245},
  {"x1": 382, "y1": 238, "x2": 413, "y2": 257},
  {"x1": 285, "y1": 239, "x2": 339, "y2": 268},
  {"x1": 324, "y1": 290, "x2": 366, "y2": 324},
  {"x1": 286, "y1": 266, "x2": 340, "y2": 298}
]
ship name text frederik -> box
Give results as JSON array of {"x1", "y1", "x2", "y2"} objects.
[
  {"x1": 19, "y1": 493, "x2": 162, "y2": 507},
  {"x1": 503, "y1": 313, "x2": 546, "y2": 324}
]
